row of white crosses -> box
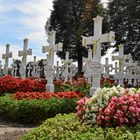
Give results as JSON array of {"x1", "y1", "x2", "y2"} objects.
[
  {"x1": 112, "y1": 44, "x2": 128, "y2": 85},
  {"x1": 82, "y1": 15, "x2": 115, "y2": 95},
  {"x1": 112, "y1": 44, "x2": 140, "y2": 86},
  {"x1": 42, "y1": 30, "x2": 63, "y2": 92}
]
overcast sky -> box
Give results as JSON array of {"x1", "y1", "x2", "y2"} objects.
[{"x1": 0, "y1": 0, "x2": 112, "y2": 66}]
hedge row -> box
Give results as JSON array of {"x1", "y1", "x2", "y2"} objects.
[
  {"x1": 0, "y1": 95, "x2": 77, "y2": 124},
  {"x1": 20, "y1": 113, "x2": 140, "y2": 140}
]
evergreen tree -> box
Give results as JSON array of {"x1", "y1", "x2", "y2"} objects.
[
  {"x1": 108, "y1": 0, "x2": 140, "y2": 61},
  {"x1": 45, "y1": 0, "x2": 108, "y2": 73}
]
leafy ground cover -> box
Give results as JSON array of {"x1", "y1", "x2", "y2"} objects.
[{"x1": 20, "y1": 113, "x2": 140, "y2": 140}]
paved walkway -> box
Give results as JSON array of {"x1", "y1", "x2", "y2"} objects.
[{"x1": 0, "y1": 115, "x2": 35, "y2": 140}]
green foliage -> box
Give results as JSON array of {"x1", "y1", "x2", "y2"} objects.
[
  {"x1": 46, "y1": 0, "x2": 107, "y2": 73},
  {"x1": 21, "y1": 113, "x2": 140, "y2": 140},
  {"x1": 54, "y1": 83, "x2": 90, "y2": 95},
  {"x1": 0, "y1": 95, "x2": 77, "y2": 124},
  {"x1": 108, "y1": 0, "x2": 140, "y2": 61}
]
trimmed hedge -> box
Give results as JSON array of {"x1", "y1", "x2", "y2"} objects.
[
  {"x1": 0, "y1": 96, "x2": 77, "y2": 124},
  {"x1": 20, "y1": 113, "x2": 140, "y2": 140}
]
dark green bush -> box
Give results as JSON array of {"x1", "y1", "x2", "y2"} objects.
[
  {"x1": 21, "y1": 113, "x2": 140, "y2": 140},
  {"x1": 0, "y1": 96, "x2": 77, "y2": 124}
]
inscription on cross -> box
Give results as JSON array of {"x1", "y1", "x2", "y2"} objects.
[{"x1": 2, "y1": 44, "x2": 12, "y2": 75}]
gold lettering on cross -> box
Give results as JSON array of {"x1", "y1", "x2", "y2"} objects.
[
  {"x1": 48, "y1": 49, "x2": 52, "y2": 60},
  {"x1": 93, "y1": 39, "x2": 100, "y2": 54},
  {"x1": 84, "y1": 38, "x2": 87, "y2": 47}
]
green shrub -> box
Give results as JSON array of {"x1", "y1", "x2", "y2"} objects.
[
  {"x1": 20, "y1": 113, "x2": 140, "y2": 140},
  {"x1": 0, "y1": 96, "x2": 77, "y2": 124}
]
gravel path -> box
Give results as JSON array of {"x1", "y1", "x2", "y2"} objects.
[{"x1": 0, "y1": 115, "x2": 36, "y2": 140}]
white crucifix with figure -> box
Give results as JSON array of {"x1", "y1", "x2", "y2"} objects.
[
  {"x1": 42, "y1": 30, "x2": 63, "y2": 92},
  {"x1": 2, "y1": 44, "x2": 13, "y2": 75},
  {"x1": 82, "y1": 15, "x2": 115, "y2": 95},
  {"x1": 18, "y1": 38, "x2": 32, "y2": 78}
]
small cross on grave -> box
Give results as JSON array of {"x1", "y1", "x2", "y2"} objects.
[
  {"x1": 31, "y1": 56, "x2": 38, "y2": 77},
  {"x1": 125, "y1": 54, "x2": 134, "y2": 85},
  {"x1": 103, "y1": 58, "x2": 112, "y2": 78},
  {"x1": 36, "y1": 66, "x2": 42, "y2": 78},
  {"x1": 82, "y1": 15, "x2": 115, "y2": 95},
  {"x1": 2, "y1": 44, "x2": 13, "y2": 75},
  {"x1": 42, "y1": 30, "x2": 63, "y2": 65},
  {"x1": 54, "y1": 61, "x2": 62, "y2": 80},
  {"x1": 42, "y1": 30, "x2": 63, "y2": 92},
  {"x1": 112, "y1": 44, "x2": 128, "y2": 85},
  {"x1": 62, "y1": 51, "x2": 73, "y2": 82},
  {"x1": 18, "y1": 38, "x2": 32, "y2": 78},
  {"x1": 27, "y1": 63, "x2": 32, "y2": 77}
]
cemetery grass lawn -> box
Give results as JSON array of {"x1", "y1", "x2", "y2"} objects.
[
  {"x1": 20, "y1": 113, "x2": 140, "y2": 140},
  {"x1": 0, "y1": 95, "x2": 78, "y2": 124}
]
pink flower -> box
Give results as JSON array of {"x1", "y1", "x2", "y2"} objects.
[
  {"x1": 129, "y1": 106, "x2": 136, "y2": 113},
  {"x1": 105, "y1": 116, "x2": 110, "y2": 121}
]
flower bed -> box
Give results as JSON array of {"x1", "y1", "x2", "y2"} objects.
[
  {"x1": 12, "y1": 91, "x2": 85, "y2": 100},
  {"x1": 76, "y1": 86, "x2": 140, "y2": 127},
  {"x1": 0, "y1": 75, "x2": 46, "y2": 94},
  {"x1": 20, "y1": 113, "x2": 140, "y2": 140}
]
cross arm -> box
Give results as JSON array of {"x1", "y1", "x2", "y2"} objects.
[
  {"x1": 100, "y1": 31, "x2": 115, "y2": 43},
  {"x1": 2, "y1": 52, "x2": 12, "y2": 59}
]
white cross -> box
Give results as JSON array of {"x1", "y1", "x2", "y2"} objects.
[
  {"x1": 62, "y1": 51, "x2": 73, "y2": 81},
  {"x1": 27, "y1": 63, "x2": 32, "y2": 77},
  {"x1": 31, "y1": 56, "x2": 38, "y2": 77},
  {"x1": 2, "y1": 44, "x2": 12, "y2": 75},
  {"x1": 82, "y1": 15, "x2": 115, "y2": 62},
  {"x1": 81, "y1": 15, "x2": 115, "y2": 95},
  {"x1": 18, "y1": 38, "x2": 32, "y2": 65},
  {"x1": 54, "y1": 61, "x2": 62, "y2": 80},
  {"x1": 42, "y1": 30, "x2": 63, "y2": 65},
  {"x1": 103, "y1": 58, "x2": 112, "y2": 78},
  {"x1": 112, "y1": 44, "x2": 128, "y2": 74}
]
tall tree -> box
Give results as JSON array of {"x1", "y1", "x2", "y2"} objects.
[
  {"x1": 45, "y1": 0, "x2": 108, "y2": 73},
  {"x1": 108, "y1": 0, "x2": 140, "y2": 61}
]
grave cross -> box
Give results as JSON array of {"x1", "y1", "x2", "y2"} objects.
[
  {"x1": 42, "y1": 30, "x2": 63, "y2": 92},
  {"x1": 42, "y1": 30, "x2": 63, "y2": 65},
  {"x1": 82, "y1": 15, "x2": 115, "y2": 95},
  {"x1": 18, "y1": 38, "x2": 32, "y2": 65},
  {"x1": 82, "y1": 15, "x2": 115, "y2": 62},
  {"x1": 18, "y1": 39, "x2": 32, "y2": 78},
  {"x1": 2, "y1": 44, "x2": 13, "y2": 75},
  {"x1": 31, "y1": 56, "x2": 38, "y2": 77},
  {"x1": 112, "y1": 44, "x2": 128, "y2": 85},
  {"x1": 62, "y1": 51, "x2": 73, "y2": 82},
  {"x1": 103, "y1": 58, "x2": 112, "y2": 78},
  {"x1": 27, "y1": 63, "x2": 32, "y2": 77},
  {"x1": 54, "y1": 61, "x2": 62, "y2": 80}
]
